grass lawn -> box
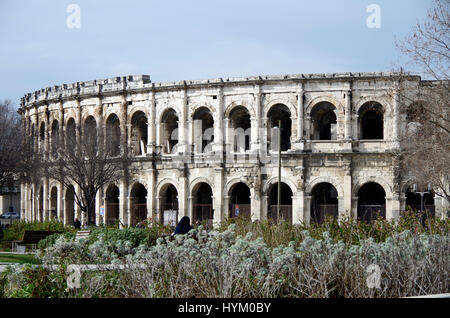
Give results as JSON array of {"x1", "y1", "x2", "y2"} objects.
[{"x1": 0, "y1": 253, "x2": 41, "y2": 264}]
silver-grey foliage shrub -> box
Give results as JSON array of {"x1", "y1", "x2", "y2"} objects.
[{"x1": 3, "y1": 225, "x2": 449, "y2": 298}]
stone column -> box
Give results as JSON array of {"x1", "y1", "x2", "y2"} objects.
[
  {"x1": 43, "y1": 178, "x2": 49, "y2": 220},
  {"x1": 58, "y1": 100, "x2": 65, "y2": 148},
  {"x1": 251, "y1": 84, "x2": 261, "y2": 153},
  {"x1": 120, "y1": 97, "x2": 128, "y2": 156},
  {"x1": 292, "y1": 191, "x2": 304, "y2": 225},
  {"x1": 251, "y1": 180, "x2": 262, "y2": 222},
  {"x1": 392, "y1": 90, "x2": 400, "y2": 149},
  {"x1": 352, "y1": 196, "x2": 359, "y2": 220},
  {"x1": 57, "y1": 183, "x2": 64, "y2": 222},
  {"x1": 387, "y1": 193, "x2": 401, "y2": 221},
  {"x1": 188, "y1": 196, "x2": 194, "y2": 222},
  {"x1": 119, "y1": 179, "x2": 128, "y2": 228},
  {"x1": 179, "y1": 172, "x2": 188, "y2": 221},
  {"x1": 178, "y1": 88, "x2": 188, "y2": 154},
  {"x1": 95, "y1": 188, "x2": 102, "y2": 226},
  {"x1": 293, "y1": 84, "x2": 305, "y2": 151},
  {"x1": 147, "y1": 91, "x2": 156, "y2": 154},
  {"x1": 96, "y1": 98, "x2": 104, "y2": 152},
  {"x1": 213, "y1": 86, "x2": 224, "y2": 154},
  {"x1": 344, "y1": 90, "x2": 352, "y2": 140},
  {"x1": 20, "y1": 182, "x2": 26, "y2": 219},
  {"x1": 304, "y1": 195, "x2": 312, "y2": 225},
  {"x1": 147, "y1": 169, "x2": 156, "y2": 220},
  {"x1": 261, "y1": 195, "x2": 269, "y2": 221},
  {"x1": 343, "y1": 169, "x2": 352, "y2": 220},
  {"x1": 213, "y1": 167, "x2": 224, "y2": 226},
  {"x1": 76, "y1": 98, "x2": 82, "y2": 146}
]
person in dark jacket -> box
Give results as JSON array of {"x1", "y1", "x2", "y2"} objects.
[
  {"x1": 74, "y1": 218, "x2": 81, "y2": 229},
  {"x1": 173, "y1": 216, "x2": 192, "y2": 236}
]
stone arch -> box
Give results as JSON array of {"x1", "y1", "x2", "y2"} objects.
[
  {"x1": 353, "y1": 177, "x2": 393, "y2": 199},
  {"x1": 127, "y1": 106, "x2": 149, "y2": 126},
  {"x1": 189, "y1": 177, "x2": 214, "y2": 194},
  {"x1": 105, "y1": 183, "x2": 120, "y2": 227},
  {"x1": 191, "y1": 106, "x2": 214, "y2": 153},
  {"x1": 105, "y1": 113, "x2": 121, "y2": 156},
  {"x1": 129, "y1": 182, "x2": 148, "y2": 226},
  {"x1": 358, "y1": 101, "x2": 385, "y2": 140},
  {"x1": 262, "y1": 176, "x2": 297, "y2": 195},
  {"x1": 65, "y1": 185, "x2": 75, "y2": 226},
  {"x1": 225, "y1": 177, "x2": 253, "y2": 198},
  {"x1": 305, "y1": 95, "x2": 344, "y2": 117},
  {"x1": 266, "y1": 103, "x2": 293, "y2": 151},
  {"x1": 227, "y1": 180, "x2": 252, "y2": 219},
  {"x1": 189, "y1": 103, "x2": 216, "y2": 122},
  {"x1": 354, "y1": 96, "x2": 390, "y2": 115},
  {"x1": 156, "y1": 178, "x2": 181, "y2": 198},
  {"x1": 224, "y1": 100, "x2": 256, "y2": 119},
  {"x1": 227, "y1": 105, "x2": 251, "y2": 152},
  {"x1": 263, "y1": 99, "x2": 297, "y2": 119},
  {"x1": 159, "y1": 108, "x2": 179, "y2": 154},
  {"x1": 157, "y1": 180, "x2": 179, "y2": 226},
  {"x1": 130, "y1": 110, "x2": 148, "y2": 156},
  {"x1": 157, "y1": 105, "x2": 181, "y2": 124},
  {"x1": 305, "y1": 176, "x2": 344, "y2": 198}
]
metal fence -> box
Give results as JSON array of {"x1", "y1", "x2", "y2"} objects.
[
  {"x1": 194, "y1": 204, "x2": 213, "y2": 228},
  {"x1": 268, "y1": 205, "x2": 292, "y2": 224},
  {"x1": 229, "y1": 204, "x2": 251, "y2": 219},
  {"x1": 311, "y1": 204, "x2": 338, "y2": 224},
  {"x1": 357, "y1": 205, "x2": 386, "y2": 222}
]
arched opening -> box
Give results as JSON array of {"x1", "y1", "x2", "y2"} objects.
[
  {"x1": 38, "y1": 186, "x2": 44, "y2": 221},
  {"x1": 229, "y1": 106, "x2": 251, "y2": 153},
  {"x1": 65, "y1": 185, "x2": 75, "y2": 226},
  {"x1": 310, "y1": 182, "x2": 339, "y2": 223},
  {"x1": 39, "y1": 122, "x2": 45, "y2": 142},
  {"x1": 131, "y1": 111, "x2": 148, "y2": 156},
  {"x1": 105, "y1": 184, "x2": 120, "y2": 227},
  {"x1": 229, "y1": 182, "x2": 251, "y2": 219},
  {"x1": 50, "y1": 187, "x2": 58, "y2": 220},
  {"x1": 51, "y1": 120, "x2": 59, "y2": 157},
  {"x1": 161, "y1": 109, "x2": 179, "y2": 154},
  {"x1": 268, "y1": 182, "x2": 293, "y2": 224},
  {"x1": 357, "y1": 182, "x2": 386, "y2": 222},
  {"x1": 267, "y1": 104, "x2": 291, "y2": 151},
  {"x1": 359, "y1": 102, "x2": 384, "y2": 140},
  {"x1": 160, "y1": 184, "x2": 179, "y2": 226},
  {"x1": 193, "y1": 107, "x2": 214, "y2": 153},
  {"x1": 310, "y1": 102, "x2": 337, "y2": 140},
  {"x1": 39, "y1": 122, "x2": 45, "y2": 153},
  {"x1": 30, "y1": 124, "x2": 36, "y2": 152},
  {"x1": 405, "y1": 184, "x2": 435, "y2": 219},
  {"x1": 84, "y1": 116, "x2": 98, "y2": 152},
  {"x1": 66, "y1": 118, "x2": 76, "y2": 150},
  {"x1": 106, "y1": 114, "x2": 121, "y2": 156},
  {"x1": 130, "y1": 183, "x2": 147, "y2": 226},
  {"x1": 193, "y1": 182, "x2": 213, "y2": 227}
]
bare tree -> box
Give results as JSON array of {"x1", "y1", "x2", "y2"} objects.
[
  {"x1": 36, "y1": 121, "x2": 130, "y2": 226},
  {"x1": 396, "y1": 0, "x2": 450, "y2": 203},
  {"x1": 0, "y1": 99, "x2": 22, "y2": 189}
]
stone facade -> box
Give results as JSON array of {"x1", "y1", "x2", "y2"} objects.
[{"x1": 18, "y1": 72, "x2": 448, "y2": 227}]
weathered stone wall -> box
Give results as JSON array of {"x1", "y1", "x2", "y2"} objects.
[{"x1": 18, "y1": 72, "x2": 446, "y2": 226}]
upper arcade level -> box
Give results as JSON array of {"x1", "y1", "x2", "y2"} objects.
[{"x1": 18, "y1": 72, "x2": 425, "y2": 159}]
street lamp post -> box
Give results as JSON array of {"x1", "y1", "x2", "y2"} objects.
[{"x1": 413, "y1": 183, "x2": 432, "y2": 226}]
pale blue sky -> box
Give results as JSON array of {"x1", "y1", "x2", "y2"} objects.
[{"x1": 0, "y1": 0, "x2": 431, "y2": 108}]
